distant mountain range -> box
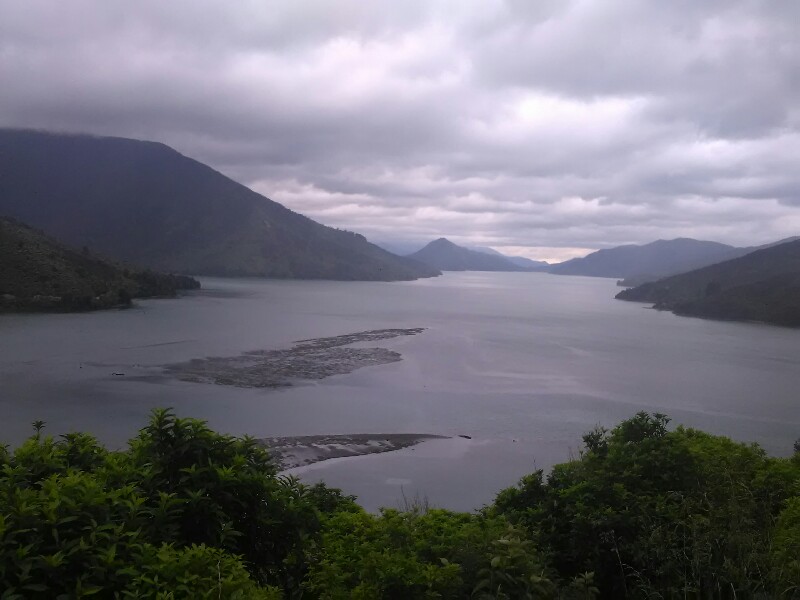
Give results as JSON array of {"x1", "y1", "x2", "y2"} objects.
[
  {"x1": 616, "y1": 239, "x2": 800, "y2": 327},
  {"x1": 549, "y1": 238, "x2": 748, "y2": 281},
  {"x1": 408, "y1": 238, "x2": 541, "y2": 272},
  {"x1": 0, "y1": 217, "x2": 199, "y2": 312},
  {"x1": 0, "y1": 129, "x2": 439, "y2": 281},
  {"x1": 467, "y1": 246, "x2": 550, "y2": 270}
]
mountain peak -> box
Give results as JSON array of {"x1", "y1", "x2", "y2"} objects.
[{"x1": 409, "y1": 238, "x2": 527, "y2": 272}]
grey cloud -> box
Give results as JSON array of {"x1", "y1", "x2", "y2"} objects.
[{"x1": 1, "y1": 0, "x2": 799, "y2": 262}]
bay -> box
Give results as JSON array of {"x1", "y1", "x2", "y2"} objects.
[{"x1": 1, "y1": 272, "x2": 798, "y2": 511}]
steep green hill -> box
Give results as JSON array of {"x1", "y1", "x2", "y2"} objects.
[
  {"x1": 616, "y1": 239, "x2": 800, "y2": 326},
  {"x1": 0, "y1": 129, "x2": 439, "y2": 281},
  {"x1": 0, "y1": 217, "x2": 199, "y2": 312}
]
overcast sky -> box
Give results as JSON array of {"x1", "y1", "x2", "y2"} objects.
[{"x1": 1, "y1": 1, "x2": 798, "y2": 261}]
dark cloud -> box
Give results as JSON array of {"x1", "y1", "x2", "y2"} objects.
[{"x1": 1, "y1": 0, "x2": 798, "y2": 262}]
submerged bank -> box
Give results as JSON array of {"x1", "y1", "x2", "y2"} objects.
[
  {"x1": 163, "y1": 328, "x2": 425, "y2": 388},
  {"x1": 260, "y1": 433, "x2": 448, "y2": 470}
]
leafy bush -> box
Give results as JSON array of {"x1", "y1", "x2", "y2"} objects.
[
  {"x1": 493, "y1": 412, "x2": 800, "y2": 598},
  {"x1": 0, "y1": 409, "x2": 326, "y2": 597},
  {"x1": 119, "y1": 544, "x2": 282, "y2": 599},
  {"x1": 1, "y1": 410, "x2": 796, "y2": 598},
  {"x1": 772, "y1": 498, "x2": 800, "y2": 595},
  {"x1": 304, "y1": 508, "x2": 515, "y2": 598},
  {"x1": 123, "y1": 408, "x2": 320, "y2": 586}
]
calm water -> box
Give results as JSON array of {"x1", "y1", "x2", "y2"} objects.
[{"x1": 1, "y1": 273, "x2": 798, "y2": 511}]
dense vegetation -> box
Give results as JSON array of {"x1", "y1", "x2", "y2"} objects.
[
  {"x1": 1, "y1": 411, "x2": 798, "y2": 598},
  {"x1": 617, "y1": 239, "x2": 800, "y2": 326},
  {"x1": 0, "y1": 217, "x2": 199, "y2": 312},
  {"x1": 0, "y1": 129, "x2": 439, "y2": 282}
]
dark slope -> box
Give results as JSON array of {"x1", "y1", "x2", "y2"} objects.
[
  {"x1": 0, "y1": 217, "x2": 199, "y2": 312},
  {"x1": 0, "y1": 129, "x2": 439, "y2": 281},
  {"x1": 408, "y1": 238, "x2": 526, "y2": 272},
  {"x1": 550, "y1": 238, "x2": 741, "y2": 280},
  {"x1": 616, "y1": 239, "x2": 800, "y2": 326},
  {"x1": 617, "y1": 236, "x2": 800, "y2": 287}
]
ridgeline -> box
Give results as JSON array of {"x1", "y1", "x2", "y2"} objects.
[
  {"x1": 0, "y1": 129, "x2": 439, "y2": 282},
  {"x1": 616, "y1": 238, "x2": 800, "y2": 326},
  {"x1": 550, "y1": 238, "x2": 744, "y2": 281}
]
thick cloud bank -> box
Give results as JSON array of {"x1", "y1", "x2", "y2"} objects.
[{"x1": 1, "y1": 1, "x2": 798, "y2": 261}]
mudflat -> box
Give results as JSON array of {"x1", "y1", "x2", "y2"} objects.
[
  {"x1": 163, "y1": 328, "x2": 425, "y2": 388},
  {"x1": 261, "y1": 433, "x2": 447, "y2": 470}
]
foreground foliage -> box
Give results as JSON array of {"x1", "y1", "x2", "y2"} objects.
[
  {"x1": 0, "y1": 410, "x2": 797, "y2": 598},
  {"x1": 493, "y1": 413, "x2": 800, "y2": 598}
]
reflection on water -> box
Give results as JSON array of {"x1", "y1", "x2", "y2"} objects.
[{"x1": 1, "y1": 272, "x2": 799, "y2": 510}]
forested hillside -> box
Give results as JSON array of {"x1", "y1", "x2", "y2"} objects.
[
  {"x1": 0, "y1": 217, "x2": 198, "y2": 312},
  {"x1": 0, "y1": 129, "x2": 439, "y2": 281},
  {"x1": 617, "y1": 239, "x2": 800, "y2": 326},
  {"x1": 1, "y1": 410, "x2": 797, "y2": 598}
]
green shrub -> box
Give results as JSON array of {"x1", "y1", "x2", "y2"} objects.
[
  {"x1": 492, "y1": 412, "x2": 800, "y2": 598},
  {"x1": 0, "y1": 410, "x2": 323, "y2": 597},
  {"x1": 1, "y1": 410, "x2": 796, "y2": 598}
]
